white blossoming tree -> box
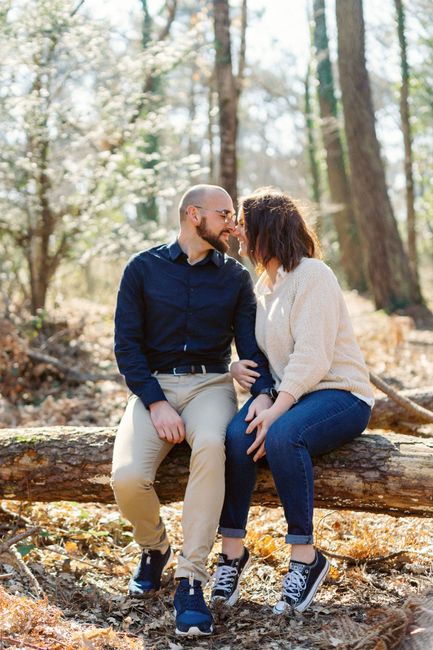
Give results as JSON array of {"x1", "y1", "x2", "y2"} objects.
[{"x1": 0, "y1": 0, "x2": 202, "y2": 313}]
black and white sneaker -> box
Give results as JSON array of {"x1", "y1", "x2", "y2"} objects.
[
  {"x1": 273, "y1": 550, "x2": 330, "y2": 614},
  {"x1": 211, "y1": 547, "x2": 251, "y2": 606}
]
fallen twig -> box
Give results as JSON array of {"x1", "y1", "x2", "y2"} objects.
[
  {"x1": 0, "y1": 637, "x2": 50, "y2": 650},
  {"x1": 319, "y1": 547, "x2": 433, "y2": 566},
  {"x1": 370, "y1": 372, "x2": 433, "y2": 423},
  {"x1": 0, "y1": 526, "x2": 40, "y2": 553},
  {"x1": 2, "y1": 547, "x2": 45, "y2": 598}
]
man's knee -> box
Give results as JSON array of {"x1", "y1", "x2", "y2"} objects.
[
  {"x1": 111, "y1": 465, "x2": 154, "y2": 495},
  {"x1": 190, "y1": 435, "x2": 225, "y2": 465}
]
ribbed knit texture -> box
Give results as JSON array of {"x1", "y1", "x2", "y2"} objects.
[{"x1": 255, "y1": 258, "x2": 374, "y2": 403}]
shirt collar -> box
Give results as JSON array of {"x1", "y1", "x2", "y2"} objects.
[
  {"x1": 255, "y1": 265, "x2": 287, "y2": 296},
  {"x1": 168, "y1": 240, "x2": 224, "y2": 267}
]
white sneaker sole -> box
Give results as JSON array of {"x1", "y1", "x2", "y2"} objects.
[
  {"x1": 211, "y1": 555, "x2": 252, "y2": 607},
  {"x1": 173, "y1": 608, "x2": 213, "y2": 636},
  {"x1": 273, "y1": 558, "x2": 330, "y2": 614},
  {"x1": 175, "y1": 626, "x2": 213, "y2": 637}
]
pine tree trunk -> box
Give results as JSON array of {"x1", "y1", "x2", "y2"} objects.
[
  {"x1": 395, "y1": 0, "x2": 420, "y2": 289},
  {"x1": 336, "y1": 0, "x2": 423, "y2": 312},
  {"x1": 313, "y1": 0, "x2": 366, "y2": 291},
  {"x1": 213, "y1": 0, "x2": 238, "y2": 208},
  {"x1": 305, "y1": 58, "x2": 323, "y2": 232}
]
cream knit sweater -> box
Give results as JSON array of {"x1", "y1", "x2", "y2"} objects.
[{"x1": 255, "y1": 258, "x2": 374, "y2": 404}]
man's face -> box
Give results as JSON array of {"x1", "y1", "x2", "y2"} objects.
[{"x1": 194, "y1": 195, "x2": 236, "y2": 253}]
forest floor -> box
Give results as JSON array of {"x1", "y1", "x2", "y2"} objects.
[{"x1": 1, "y1": 291, "x2": 433, "y2": 650}]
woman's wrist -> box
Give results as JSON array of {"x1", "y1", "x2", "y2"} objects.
[{"x1": 271, "y1": 391, "x2": 296, "y2": 415}]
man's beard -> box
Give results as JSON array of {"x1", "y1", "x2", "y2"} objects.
[{"x1": 196, "y1": 217, "x2": 230, "y2": 254}]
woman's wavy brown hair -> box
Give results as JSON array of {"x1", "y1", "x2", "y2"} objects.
[{"x1": 240, "y1": 187, "x2": 321, "y2": 272}]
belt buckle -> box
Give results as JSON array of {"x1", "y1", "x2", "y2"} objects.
[{"x1": 173, "y1": 367, "x2": 184, "y2": 376}]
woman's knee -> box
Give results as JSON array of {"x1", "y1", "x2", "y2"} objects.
[{"x1": 265, "y1": 421, "x2": 300, "y2": 457}]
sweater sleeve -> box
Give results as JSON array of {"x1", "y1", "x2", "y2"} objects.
[{"x1": 278, "y1": 263, "x2": 341, "y2": 400}]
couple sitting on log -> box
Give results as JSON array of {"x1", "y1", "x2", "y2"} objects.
[{"x1": 112, "y1": 184, "x2": 374, "y2": 637}]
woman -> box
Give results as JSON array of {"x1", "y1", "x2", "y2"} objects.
[{"x1": 211, "y1": 188, "x2": 374, "y2": 614}]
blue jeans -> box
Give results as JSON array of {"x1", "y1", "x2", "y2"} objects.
[{"x1": 219, "y1": 389, "x2": 371, "y2": 544}]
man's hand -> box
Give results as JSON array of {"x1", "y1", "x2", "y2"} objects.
[
  {"x1": 149, "y1": 401, "x2": 186, "y2": 444},
  {"x1": 230, "y1": 359, "x2": 260, "y2": 390}
]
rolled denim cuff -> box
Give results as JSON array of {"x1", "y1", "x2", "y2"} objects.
[
  {"x1": 218, "y1": 526, "x2": 246, "y2": 539},
  {"x1": 285, "y1": 533, "x2": 314, "y2": 544}
]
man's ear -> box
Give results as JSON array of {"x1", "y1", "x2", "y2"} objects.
[{"x1": 186, "y1": 205, "x2": 200, "y2": 224}]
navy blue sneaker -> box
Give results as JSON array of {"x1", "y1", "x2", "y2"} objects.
[
  {"x1": 128, "y1": 546, "x2": 173, "y2": 597},
  {"x1": 174, "y1": 574, "x2": 214, "y2": 636}
]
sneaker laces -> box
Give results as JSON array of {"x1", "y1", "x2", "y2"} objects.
[
  {"x1": 281, "y1": 565, "x2": 306, "y2": 603},
  {"x1": 213, "y1": 564, "x2": 238, "y2": 594}
]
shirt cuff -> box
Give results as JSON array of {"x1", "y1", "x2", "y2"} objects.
[
  {"x1": 139, "y1": 382, "x2": 167, "y2": 408},
  {"x1": 250, "y1": 378, "x2": 274, "y2": 397}
]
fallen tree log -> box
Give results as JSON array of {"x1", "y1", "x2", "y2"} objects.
[
  {"x1": 0, "y1": 427, "x2": 432, "y2": 517},
  {"x1": 369, "y1": 386, "x2": 433, "y2": 433}
]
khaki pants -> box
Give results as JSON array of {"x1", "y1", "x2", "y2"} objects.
[{"x1": 111, "y1": 372, "x2": 237, "y2": 584}]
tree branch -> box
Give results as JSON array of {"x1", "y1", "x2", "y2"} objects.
[{"x1": 370, "y1": 372, "x2": 433, "y2": 423}]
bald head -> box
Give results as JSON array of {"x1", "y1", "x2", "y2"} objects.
[{"x1": 178, "y1": 184, "x2": 231, "y2": 222}]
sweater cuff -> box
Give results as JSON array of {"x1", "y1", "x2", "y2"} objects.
[{"x1": 277, "y1": 378, "x2": 308, "y2": 402}]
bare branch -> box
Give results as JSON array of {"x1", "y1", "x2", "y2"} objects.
[
  {"x1": 370, "y1": 372, "x2": 433, "y2": 423},
  {"x1": 157, "y1": 0, "x2": 177, "y2": 41}
]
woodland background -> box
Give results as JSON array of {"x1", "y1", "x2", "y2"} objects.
[{"x1": 0, "y1": 1, "x2": 432, "y2": 649}]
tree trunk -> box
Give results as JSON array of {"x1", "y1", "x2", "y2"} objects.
[
  {"x1": 395, "y1": 0, "x2": 420, "y2": 289},
  {"x1": 1, "y1": 426, "x2": 432, "y2": 517},
  {"x1": 213, "y1": 0, "x2": 238, "y2": 208},
  {"x1": 207, "y1": 72, "x2": 217, "y2": 183},
  {"x1": 313, "y1": 0, "x2": 366, "y2": 291},
  {"x1": 335, "y1": 0, "x2": 423, "y2": 312},
  {"x1": 304, "y1": 58, "x2": 323, "y2": 230}
]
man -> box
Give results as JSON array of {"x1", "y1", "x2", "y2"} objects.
[{"x1": 112, "y1": 184, "x2": 274, "y2": 637}]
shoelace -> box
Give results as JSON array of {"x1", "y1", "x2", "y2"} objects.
[
  {"x1": 281, "y1": 566, "x2": 306, "y2": 602},
  {"x1": 213, "y1": 564, "x2": 238, "y2": 593}
]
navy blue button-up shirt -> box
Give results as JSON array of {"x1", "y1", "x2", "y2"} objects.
[{"x1": 114, "y1": 240, "x2": 273, "y2": 406}]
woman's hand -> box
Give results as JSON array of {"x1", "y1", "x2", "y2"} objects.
[
  {"x1": 230, "y1": 359, "x2": 260, "y2": 390},
  {"x1": 245, "y1": 407, "x2": 280, "y2": 462},
  {"x1": 244, "y1": 391, "x2": 296, "y2": 462}
]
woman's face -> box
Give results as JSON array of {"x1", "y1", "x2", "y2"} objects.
[{"x1": 234, "y1": 209, "x2": 249, "y2": 257}]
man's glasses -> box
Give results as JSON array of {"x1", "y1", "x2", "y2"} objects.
[{"x1": 193, "y1": 205, "x2": 236, "y2": 224}]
